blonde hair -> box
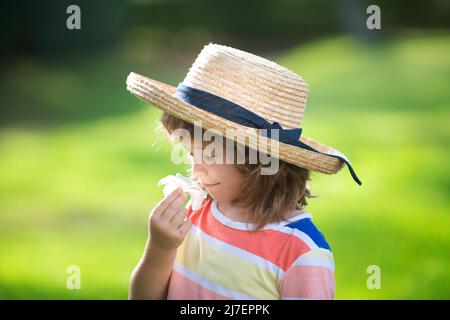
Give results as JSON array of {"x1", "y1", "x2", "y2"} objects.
[{"x1": 158, "y1": 112, "x2": 317, "y2": 230}]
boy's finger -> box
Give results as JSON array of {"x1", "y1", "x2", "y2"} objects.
[
  {"x1": 177, "y1": 218, "x2": 193, "y2": 237},
  {"x1": 154, "y1": 187, "x2": 183, "y2": 216},
  {"x1": 169, "y1": 208, "x2": 188, "y2": 227},
  {"x1": 160, "y1": 193, "x2": 186, "y2": 220}
]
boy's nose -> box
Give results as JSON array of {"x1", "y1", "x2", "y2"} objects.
[{"x1": 192, "y1": 163, "x2": 207, "y2": 177}]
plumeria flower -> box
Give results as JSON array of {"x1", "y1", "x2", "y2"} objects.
[{"x1": 157, "y1": 173, "x2": 208, "y2": 211}]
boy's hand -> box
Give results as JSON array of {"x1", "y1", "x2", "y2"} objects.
[{"x1": 148, "y1": 187, "x2": 192, "y2": 251}]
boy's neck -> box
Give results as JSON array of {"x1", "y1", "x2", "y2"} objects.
[
  {"x1": 216, "y1": 201, "x2": 253, "y2": 223},
  {"x1": 216, "y1": 200, "x2": 300, "y2": 223}
]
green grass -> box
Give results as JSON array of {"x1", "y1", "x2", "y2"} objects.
[{"x1": 0, "y1": 32, "x2": 449, "y2": 299}]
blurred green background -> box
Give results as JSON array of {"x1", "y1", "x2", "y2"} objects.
[{"x1": 0, "y1": 0, "x2": 449, "y2": 299}]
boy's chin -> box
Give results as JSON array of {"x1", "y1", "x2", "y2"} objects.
[
  {"x1": 207, "y1": 192, "x2": 221, "y2": 201},
  {"x1": 210, "y1": 195, "x2": 235, "y2": 204}
]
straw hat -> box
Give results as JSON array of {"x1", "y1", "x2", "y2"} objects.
[{"x1": 126, "y1": 43, "x2": 361, "y2": 185}]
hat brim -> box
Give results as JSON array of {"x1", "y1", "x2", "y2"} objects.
[{"x1": 126, "y1": 72, "x2": 346, "y2": 174}]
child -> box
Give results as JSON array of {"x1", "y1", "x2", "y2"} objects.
[{"x1": 126, "y1": 43, "x2": 361, "y2": 300}]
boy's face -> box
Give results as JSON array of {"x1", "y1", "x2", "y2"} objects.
[{"x1": 187, "y1": 141, "x2": 245, "y2": 204}]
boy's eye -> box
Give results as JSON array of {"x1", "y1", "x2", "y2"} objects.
[{"x1": 188, "y1": 152, "x2": 214, "y2": 161}]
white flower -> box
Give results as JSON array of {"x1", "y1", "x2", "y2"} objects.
[{"x1": 157, "y1": 173, "x2": 208, "y2": 211}]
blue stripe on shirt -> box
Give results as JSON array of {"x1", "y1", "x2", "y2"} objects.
[{"x1": 285, "y1": 218, "x2": 331, "y2": 251}]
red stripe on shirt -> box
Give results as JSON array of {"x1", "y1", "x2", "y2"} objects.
[
  {"x1": 189, "y1": 198, "x2": 312, "y2": 271},
  {"x1": 167, "y1": 269, "x2": 231, "y2": 300}
]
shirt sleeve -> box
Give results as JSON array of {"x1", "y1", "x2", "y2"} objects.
[{"x1": 279, "y1": 248, "x2": 335, "y2": 300}]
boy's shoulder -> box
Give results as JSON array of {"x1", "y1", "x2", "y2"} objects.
[
  {"x1": 278, "y1": 214, "x2": 334, "y2": 272},
  {"x1": 280, "y1": 213, "x2": 332, "y2": 252}
]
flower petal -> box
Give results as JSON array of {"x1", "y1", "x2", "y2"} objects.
[{"x1": 158, "y1": 173, "x2": 208, "y2": 210}]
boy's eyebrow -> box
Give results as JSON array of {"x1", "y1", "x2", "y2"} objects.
[{"x1": 188, "y1": 146, "x2": 217, "y2": 156}]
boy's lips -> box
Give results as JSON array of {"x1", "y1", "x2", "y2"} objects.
[{"x1": 202, "y1": 182, "x2": 220, "y2": 188}]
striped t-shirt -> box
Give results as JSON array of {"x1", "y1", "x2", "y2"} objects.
[{"x1": 167, "y1": 197, "x2": 335, "y2": 300}]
